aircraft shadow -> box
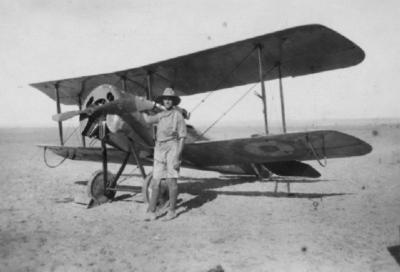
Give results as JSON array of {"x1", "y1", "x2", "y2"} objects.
[
  {"x1": 178, "y1": 176, "x2": 257, "y2": 194},
  {"x1": 214, "y1": 190, "x2": 346, "y2": 198},
  {"x1": 176, "y1": 176, "x2": 345, "y2": 217},
  {"x1": 74, "y1": 176, "x2": 346, "y2": 214},
  {"x1": 74, "y1": 180, "x2": 142, "y2": 192},
  {"x1": 113, "y1": 193, "x2": 135, "y2": 202}
]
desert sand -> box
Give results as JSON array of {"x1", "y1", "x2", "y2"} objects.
[{"x1": 1, "y1": 121, "x2": 399, "y2": 271}]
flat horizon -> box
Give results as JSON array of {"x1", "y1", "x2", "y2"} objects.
[{"x1": 1, "y1": 116, "x2": 399, "y2": 129}]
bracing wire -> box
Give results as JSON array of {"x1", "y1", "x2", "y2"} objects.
[
  {"x1": 199, "y1": 83, "x2": 259, "y2": 138},
  {"x1": 89, "y1": 138, "x2": 98, "y2": 147},
  {"x1": 64, "y1": 126, "x2": 80, "y2": 144},
  {"x1": 117, "y1": 166, "x2": 140, "y2": 184},
  {"x1": 198, "y1": 63, "x2": 279, "y2": 138}
]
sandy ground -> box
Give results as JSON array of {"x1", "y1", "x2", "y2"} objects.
[{"x1": 1, "y1": 122, "x2": 400, "y2": 272}]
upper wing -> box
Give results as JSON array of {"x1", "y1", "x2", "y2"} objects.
[
  {"x1": 30, "y1": 24, "x2": 364, "y2": 106},
  {"x1": 183, "y1": 130, "x2": 372, "y2": 166}
]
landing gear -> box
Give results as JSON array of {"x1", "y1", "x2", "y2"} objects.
[
  {"x1": 87, "y1": 170, "x2": 116, "y2": 207},
  {"x1": 84, "y1": 117, "x2": 154, "y2": 208},
  {"x1": 250, "y1": 163, "x2": 271, "y2": 179},
  {"x1": 273, "y1": 180, "x2": 291, "y2": 195},
  {"x1": 250, "y1": 163, "x2": 292, "y2": 195},
  {"x1": 87, "y1": 127, "x2": 117, "y2": 208},
  {"x1": 86, "y1": 127, "x2": 151, "y2": 208}
]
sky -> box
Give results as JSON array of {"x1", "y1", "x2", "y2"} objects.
[{"x1": 1, "y1": 0, "x2": 399, "y2": 130}]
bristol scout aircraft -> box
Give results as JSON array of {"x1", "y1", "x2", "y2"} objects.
[{"x1": 31, "y1": 24, "x2": 372, "y2": 207}]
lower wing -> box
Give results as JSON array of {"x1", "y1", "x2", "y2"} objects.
[
  {"x1": 183, "y1": 130, "x2": 372, "y2": 166},
  {"x1": 39, "y1": 130, "x2": 371, "y2": 178},
  {"x1": 39, "y1": 145, "x2": 153, "y2": 166}
]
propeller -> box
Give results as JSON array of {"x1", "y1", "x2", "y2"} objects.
[
  {"x1": 52, "y1": 109, "x2": 87, "y2": 122},
  {"x1": 52, "y1": 97, "x2": 166, "y2": 122}
]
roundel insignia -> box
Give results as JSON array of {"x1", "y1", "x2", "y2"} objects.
[{"x1": 243, "y1": 140, "x2": 295, "y2": 158}]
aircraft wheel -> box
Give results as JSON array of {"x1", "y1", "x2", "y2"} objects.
[
  {"x1": 142, "y1": 172, "x2": 153, "y2": 204},
  {"x1": 141, "y1": 173, "x2": 169, "y2": 212},
  {"x1": 87, "y1": 170, "x2": 116, "y2": 204}
]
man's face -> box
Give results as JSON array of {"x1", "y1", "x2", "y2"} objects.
[{"x1": 163, "y1": 98, "x2": 174, "y2": 109}]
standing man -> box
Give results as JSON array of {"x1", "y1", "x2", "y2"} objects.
[{"x1": 143, "y1": 87, "x2": 187, "y2": 221}]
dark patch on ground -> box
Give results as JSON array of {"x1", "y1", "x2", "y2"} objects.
[
  {"x1": 53, "y1": 197, "x2": 74, "y2": 203},
  {"x1": 388, "y1": 245, "x2": 400, "y2": 265},
  {"x1": 74, "y1": 180, "x2": 88, "y2": 186},
  {"x1": 208, "y1": 264, "x2": 224, "y2": 272}
]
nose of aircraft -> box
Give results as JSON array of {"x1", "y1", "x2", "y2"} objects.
[
  {"x1": 80, "y1": 84, "x2": 123, "y2": 135},
  {"x1": 79, "y1": 84, "x2": 159, "y2": 147}
]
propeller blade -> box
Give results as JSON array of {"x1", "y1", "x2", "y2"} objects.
[
  {"x1": 86, "y1": 98, "x2": 163, "y2": 118},
  {"x1": 52, "y1": 110, "x2": 85, "y2": 122},
  {"x1": 52, "y1": 96, "x2": 164, "y2": 122}
]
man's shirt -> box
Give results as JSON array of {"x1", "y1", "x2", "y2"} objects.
[{"x1": 145, "y1": 108, "x2": 187, "y2": 142}]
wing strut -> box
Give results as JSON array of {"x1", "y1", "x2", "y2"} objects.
[
  {"x1": 278, "y1": 64, "x2": 287, "y2": 133},
  {"x1": 78, "y1": 94, "x2": 86, "y2": 147},
  {"x1": 55, "y1": 83, "x2": 64, "y2": 145},
  {"x1": 121, "y1": 74, "x2": 128, "y2": 91},
  {"x1": 146, "y1": 72, "x2": 157, "y2": 142},
  {"x1": 146, "y1": 72, "x2": 153, "y2": 100},
  {"x1": 100, "y1": 122, "x2": 109, "y2": 191},
  {"x1": 257, "y1": 45, "x2": 269, "y2": 134}
]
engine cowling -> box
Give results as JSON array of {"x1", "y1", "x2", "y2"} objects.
[{"x1": 80, "y1": 84, "x2": 129, "y2": 138}]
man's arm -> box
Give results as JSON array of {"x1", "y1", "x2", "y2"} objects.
[
  {"x1": 173, "y1": 137, "x2": 185, "y2": 170},
  {"x1": 176, "y1": 137, "x2": 185, "y2": 159},
  {"x1": 142, "y1": 112, "x2": 160, "y2": 124},
  {"x1": 173, "y1": 111, "x2": 187, "y2": 170}
]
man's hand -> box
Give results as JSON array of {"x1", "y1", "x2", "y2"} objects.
[
  {"x1": 83, "y1": 106, "x2": 96, "y2": 116},
  {"x1": 173, "y1": 158, "x2": 181, "y2": 170},
  {"x1": 153, "y1": 102, "x2": 166, "y2": 111},
  {"x1": 175, "y1": 106, "x2": 190, "y2": 120}
]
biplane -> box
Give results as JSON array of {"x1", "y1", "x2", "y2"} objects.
[{"x1": 31, "y1": 24, "x2": 372, "y2": 207}]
